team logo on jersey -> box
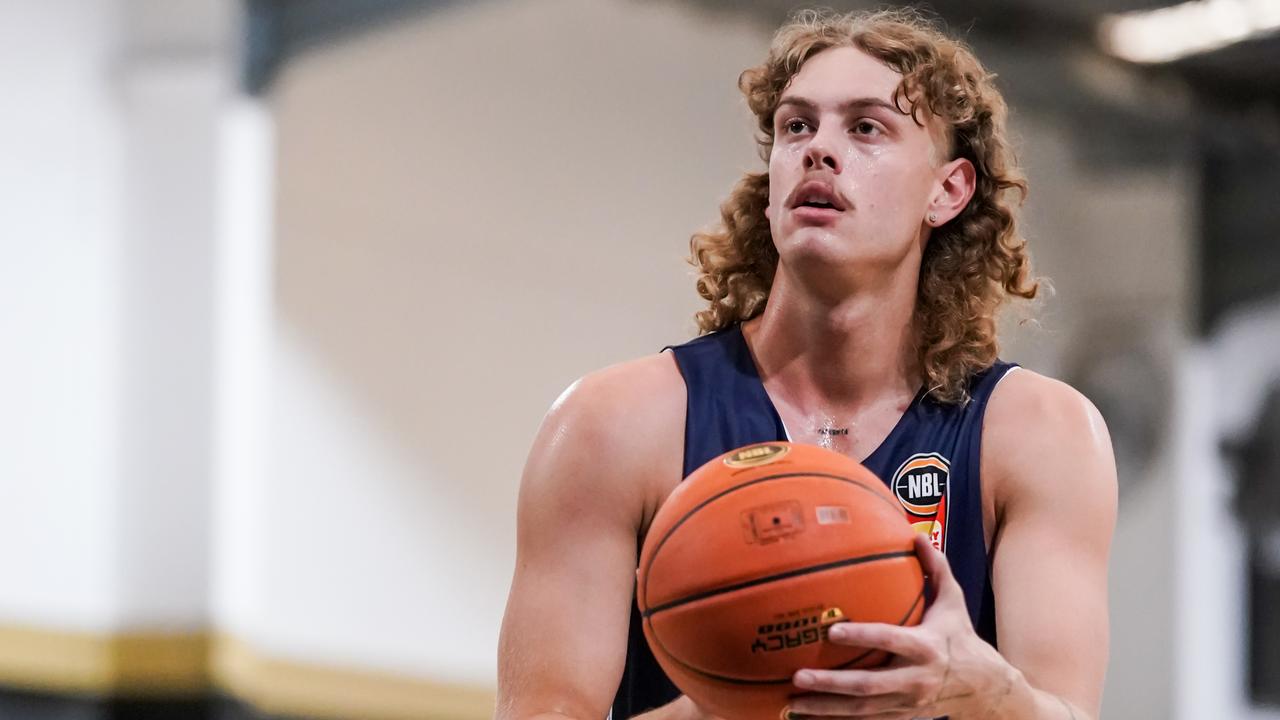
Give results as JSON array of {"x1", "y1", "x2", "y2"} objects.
[
  {"x1": 724, "y1": 443, "x2": 790, "y2": 468},
  {"x1": 891, "y1": 452, "x2": 950, "y2": 551}
]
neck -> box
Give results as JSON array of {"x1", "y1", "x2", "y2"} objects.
[{"x1": 743, "y1": 262, "x2": 920, "y2": 414}]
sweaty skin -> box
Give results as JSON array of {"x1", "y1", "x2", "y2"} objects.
[{"x1": 497, "y1": 46, "x2": 1116, "y2": 720}]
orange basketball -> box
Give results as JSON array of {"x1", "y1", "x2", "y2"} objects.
[{"x1": 637, "y1": 441, "x2": 926, "y2": 720}]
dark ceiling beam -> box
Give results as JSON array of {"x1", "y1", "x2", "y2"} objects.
[{"x1": 243, "y1": 0, "x2": 469, "y2": 94}]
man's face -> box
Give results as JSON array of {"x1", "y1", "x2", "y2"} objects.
[{"x1": 765, "y1": 46, "x2": 947, "y2": 283}]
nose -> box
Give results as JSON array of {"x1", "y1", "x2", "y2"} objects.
[{"x1": 803, "y1": 128, "x2": 841, "y2": 173}]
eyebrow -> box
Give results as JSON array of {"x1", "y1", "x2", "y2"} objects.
[{"x1": 775, "y1": 95, "x2": 904, "y2": 116}]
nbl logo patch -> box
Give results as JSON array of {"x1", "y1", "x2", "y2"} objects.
[{"x1": 891, "y1": 452, "x2": 950, "y2": 552}]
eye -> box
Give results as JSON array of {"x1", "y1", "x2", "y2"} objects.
[
  {"x1": 783, "y1": 118, "x2": 811, "y2": 135},
  {"x1": 852, "y1": 119, "x2": 882, "y2": 136}
]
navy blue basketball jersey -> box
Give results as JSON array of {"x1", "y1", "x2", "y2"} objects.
[{"x1": 610, "y1": 324, "x2": 1017, "y2": 719}]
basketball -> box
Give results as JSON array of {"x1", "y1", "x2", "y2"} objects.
[{"x1": 637, "y1": 441, "x2": 926, "y2": 720}]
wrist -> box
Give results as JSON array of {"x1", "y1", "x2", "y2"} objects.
[
  {"x1": 984, "y1": 661, "x2": 1027, "y2": 719},
  {"x1": 949, "y1": 643, "x2": 1026, "y2": 720}
]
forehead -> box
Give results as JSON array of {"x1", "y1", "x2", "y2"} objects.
[
  {"x1": 780, "y1": 46, "x2": 903, "y2": 106},
  {"x1": 779, "y1": 44, "x2": 948, "y2": 153}
]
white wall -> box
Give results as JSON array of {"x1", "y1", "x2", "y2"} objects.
[
  {"x1": 0, "y1": 0, "x2": 237, "y2": 634},
  {"x1": 0, "y1": 0, "x2": 124, "y2": 632},
  {"x1": 249, "y1": 0, "x2": 770, "y2": 685},
  {"x1": 112, "y1": 13, "x2": 235, "y2": 629},
  {"x1": 210, "y1": 96, "x2": 276, "y2": 654}
]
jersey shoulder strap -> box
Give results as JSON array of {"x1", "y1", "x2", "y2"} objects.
[{"x1": 666, "y1": 326, "x2": 788, "y2": 477}]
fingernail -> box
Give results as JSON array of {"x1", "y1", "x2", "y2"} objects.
[
  {"x1": 828, "y1": 624, "x2": 846, "y2": 639},
  {"x1": 795, "y1": 670, "x2": 815, "y2": 686}
]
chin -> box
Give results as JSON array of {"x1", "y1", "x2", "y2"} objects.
[
  {"x1": 778, "y1": 231, "x2": 907, "y2": 288},
  {"x1": 779, "y1": 227, "x2": 856, "y2": 260},
  {"x1": 779, "y1": 239, "x2": 860, "y2": 278}
]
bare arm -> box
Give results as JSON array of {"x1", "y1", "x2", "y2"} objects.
[
  {"x1": 979, "y1": 369, "x2": 1118, "y2": 719},
  {"x1": 496, "y1": 358, "x2": 697, "y2": 720}
]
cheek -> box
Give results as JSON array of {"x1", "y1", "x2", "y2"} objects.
[
  {"x1": 847, "y1": 150, "x2": 927, "y2": 223},
  {"x1": 841, "y1": 146, "x2": 879, "y2": 204},
  {"x1": 766, "y1": 148, "x2": 796, "y2": 217},
  {"x1": 844, "y1": 143, "x2": 890, "y2": 175},
  {"x1": 768, "y1": 141, "x2": 806, "y2": 182}
]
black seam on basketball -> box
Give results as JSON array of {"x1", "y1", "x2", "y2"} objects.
[
  {"x1": 645, "y1": 628, "x2": 794, "y2": 686},
  {"x1": 639, "y1": 471, "x2": 901, "y2": 613},
  {"x1": 644, "y1": 564, "x2": 928, "y2": 685},
  {"x1": 642, "y1": 550, "x2": 914, "y2": 618}
]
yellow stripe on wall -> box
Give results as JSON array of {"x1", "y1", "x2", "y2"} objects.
[
  {"x1": 0, "y1": 624, "x2": 121, "y2": 695},
  {"x1": 0, "y1": 624, "x2": 495, "y2": 720},
  {"x1": 112, "y1": 632, "x2": 210, "y2": 695},
  {"x1": 210, "y1": 634, "x2": 496, "y2": 720}
]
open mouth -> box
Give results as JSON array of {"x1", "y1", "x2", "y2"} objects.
[
  {"x1": 798, "y1": 199, "x2": 837, "y2": 210},
  {"x1": 789, "y1": 180, "x2": 846, "y2": 213}
]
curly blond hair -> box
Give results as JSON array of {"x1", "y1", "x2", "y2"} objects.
[{"x1": 691, "y1": 8, "x2": 1038, "y2": 403}]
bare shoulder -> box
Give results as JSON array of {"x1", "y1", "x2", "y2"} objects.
[
  {"x1": 984, "y1": 367, "x2": 1109, "y2": 444},
  {"x1": 982, "y1": 367, "x2": 1118, "y2": 516},
  {"x1": 520, "y1": 352, "x2": 686, "y2": 533},
  {"x1": 540, "y1": 352, "x2": 685, "y2": 465}
]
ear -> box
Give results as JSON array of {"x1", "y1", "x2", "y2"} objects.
[{"x1": 926, "y1": 158, "x2": 976, "y2": 227}]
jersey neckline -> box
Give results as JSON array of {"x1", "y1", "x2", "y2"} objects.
[{"x1": 730, "y1": 323, "x2": 926, "y2": 466}]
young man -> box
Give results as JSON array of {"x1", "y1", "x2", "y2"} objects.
[{"x1": 497, "y1": 9, "x2": 1116, "y2": 720}]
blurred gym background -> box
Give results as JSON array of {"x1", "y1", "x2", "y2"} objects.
[{"x1": 1, "y1": 0, "x2": 1277, "y2": 718}]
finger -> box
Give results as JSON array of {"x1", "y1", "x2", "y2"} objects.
[
  {"x1": 913, "y1": 533, "x2": 965, "y2": 608},
  {"x1": 785, "y1": 691, "x2": 920, "y2": 717},
  {"x1": 826, "y1": 622, "x2": 933, "y2": 662},
  {"x1": 793, "y1": 667, "x2": 921, "y2": 697}
]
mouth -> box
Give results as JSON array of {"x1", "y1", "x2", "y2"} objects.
[
  {"x1": 788, "y1": 180, "x2": 847, "y2": 215},
  {"x1": 788, "y1": 180, "x2": 847, "y2": 224}
]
